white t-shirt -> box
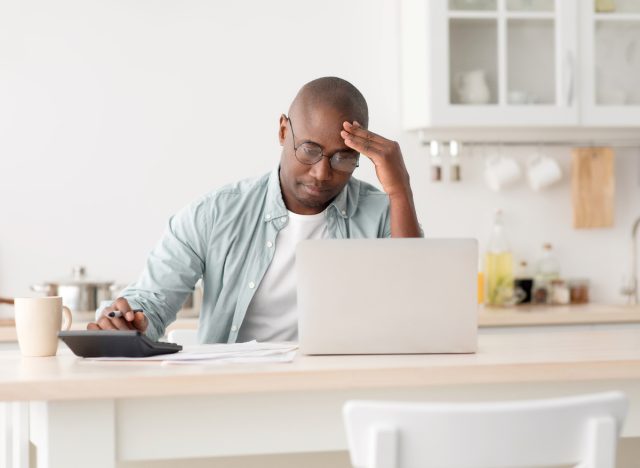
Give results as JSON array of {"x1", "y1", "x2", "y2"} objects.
[{"x1": 237, "y1": 209, "x2": 329, "y2": 342}]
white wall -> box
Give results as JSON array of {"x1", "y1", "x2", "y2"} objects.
[{"x1": 1, "y1": 0, "x2": 639, "y2": 317}]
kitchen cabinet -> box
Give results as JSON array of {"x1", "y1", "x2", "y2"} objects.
[
  {"x1": 581, "y1": 0, "x2": 640, "y2": 126},
  {"x1": 401, "y1": 0, "x2": 640, "y2": 129}
]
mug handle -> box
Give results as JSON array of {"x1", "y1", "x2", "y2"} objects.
[
  {"x1": 61, "y1": 306, "x2": 73, "y2": 331},
  {"x1": 485, "y1": 155, "x2": 500, "y2": 168},
  {"x1": 526, "y1": 153, "x2": 541, "y2": 168}
]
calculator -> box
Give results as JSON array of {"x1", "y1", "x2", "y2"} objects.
[{"x1": 58, "y1": 330, "x2": 183, "y2": 358}]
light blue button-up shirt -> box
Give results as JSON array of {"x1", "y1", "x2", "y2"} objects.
[{"x1": 121, "y1": 168, "x2": 392, "y2": 343}]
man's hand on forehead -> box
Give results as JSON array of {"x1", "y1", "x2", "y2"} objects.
[
  {"x1": 340, "y1": 121, "x2": 411, "y2": 198},
  {"x1": 341, "y1": 121, "x2": 382, "y2": 153}
]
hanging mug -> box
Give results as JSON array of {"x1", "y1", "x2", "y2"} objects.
[
  {"x1": 527, "y1": 155, "x2": 562, "y2": 191},
  {"x1": 484, "y1": 156, "x2": 522, "y2": 191}
]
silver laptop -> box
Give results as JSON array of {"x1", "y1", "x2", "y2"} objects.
[{"x1": 296, "y1": 238, "x2": 478, "y2": 355}]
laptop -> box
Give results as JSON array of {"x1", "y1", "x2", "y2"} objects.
[{"x1": 296, "y1": 238, "x2": 478, "y2": 355}]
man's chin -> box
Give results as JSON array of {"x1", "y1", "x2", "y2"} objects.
[
  {"x1": 298, "y1": 196, "x2": 329, "y2": 209},
  {"x1": 295, "y1": 189, "x2": 334, "y2": 209}
]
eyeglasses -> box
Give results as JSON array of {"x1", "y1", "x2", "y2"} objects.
[{"x1": 287, "y1": 116, "x2": 359, "y2": 174}]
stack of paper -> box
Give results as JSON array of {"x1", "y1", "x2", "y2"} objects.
[{"x1": 90, "y1": 340, "x2": 298, "y2": 364}]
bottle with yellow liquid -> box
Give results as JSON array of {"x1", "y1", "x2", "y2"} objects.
[{"x1": 484, "y1": 210, "x2": 514, "y2": 306}]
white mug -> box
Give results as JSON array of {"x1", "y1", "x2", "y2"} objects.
[
  {"x1": 527, "y1": 155, "x2": 562, "y2": 191},
  {"x1": 484, "y1": 156, "x2": 522, "y2": 191},
  {"x1": 14, "y1": 296, "x2": 72, "y2": 357},
  {"x1": 508, "y1": 90, "x2": 528, "y2": 105},
  {"x1": 455, "y1": 69, "x2": 491, "y2": 105}
]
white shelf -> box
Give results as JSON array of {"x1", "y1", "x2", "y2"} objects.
[
  {"x1": 449, "y1": 11, "x2": 556, "y2": 20},
  {"x1": 593, "y1": 13, "x2": 640, "y2": 21},
  {"x1": 448, "y1": 11, "x2": 498, "y2": 19},
  {"x1": 448, "y1": 11, "x2": 555, "y2": 19},
  {"x1": 506, "y1": 12, "x2": 555, "y2": 20}
]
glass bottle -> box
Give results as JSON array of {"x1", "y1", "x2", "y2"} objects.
[
  {"x1": 430, "y1": 141, "x2": 442, "y2": 181},
  {"x1": 532, "y1": 243, "x2": 560, "y2": 304},
  {"x1": 484, "y1": 210, "x2": 514, "y2": 306},
  {"x1": 514, "y1": 260, "x2": 533, "y2": 304},
  {"x1": 450, "y1": 140, "x2": 461, "y2": 182}
]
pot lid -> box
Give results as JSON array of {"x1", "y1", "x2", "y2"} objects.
[{"x1": 42, "y1": 266, "x2": 115, "y2": 287}]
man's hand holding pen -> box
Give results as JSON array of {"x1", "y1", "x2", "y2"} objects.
[{"x1": 87, "y1": 297, "x2": 149, "y2": 332}]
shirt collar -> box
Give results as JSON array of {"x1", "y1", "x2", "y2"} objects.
[
  {"x1": 264, "y1": 168, "x2": 289, "y2": 222},
  {"x1": 265, "y1": 166, "x2": 361, "y2": 221},
  {"x1": 328, "y1": 176, "x2": 360, "y2": 219}
]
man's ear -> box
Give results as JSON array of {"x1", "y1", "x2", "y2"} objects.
[{"x1": 278, "y1": 114, "x2": 288, "y2": 146}]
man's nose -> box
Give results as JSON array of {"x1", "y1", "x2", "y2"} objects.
[{"x1": 308, "y1": 156, "x2": 332, "y2": 181}]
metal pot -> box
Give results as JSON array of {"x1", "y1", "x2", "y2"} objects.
[{"x1": 31, "y1": 266, "x2": 115, "y2": 313}]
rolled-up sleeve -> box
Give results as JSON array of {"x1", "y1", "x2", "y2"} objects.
[{"x1": 121, "y1": 197, "x2": 211, "y2": 340}]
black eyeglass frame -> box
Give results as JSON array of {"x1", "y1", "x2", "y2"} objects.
[{"x1": 286, "y1": 115, "x2": 360, "y2": 173}]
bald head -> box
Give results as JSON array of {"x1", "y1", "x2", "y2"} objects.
[{"x1": 289, "y1": 77, "x2": 369, "y2": 128}]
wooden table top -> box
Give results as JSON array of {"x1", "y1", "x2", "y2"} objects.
[{"x1": 0, "y1": 327, "x2": 639, "y2": 401}]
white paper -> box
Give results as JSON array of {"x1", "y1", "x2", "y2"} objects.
[
  {"x1": 161, "y1": 350, "x2": 298, "y2": 365},
  {"x1": 87, "y1": 340, "x2": 298, "y2": 364}
]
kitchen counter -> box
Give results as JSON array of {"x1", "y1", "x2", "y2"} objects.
[
  {"x1": 479, "y1": 303, "x2": 640, "y2": 327},
  {"x1": 1, "y1": 304, "x2": 639, "y2": 343},
  {"x1": 0, "y1": 311, "x2": 200, "y2": 343}
]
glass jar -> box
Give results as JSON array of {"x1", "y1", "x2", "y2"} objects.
[
  {"x1": 532, "y1": 279, "x2": 549, "y2": 304},
  {"x1": 550, "y1": 279, "x2": 570, "y2": 305},
  {"x1": 568, "y1": 279, "x2": 590, "y2": 304}
]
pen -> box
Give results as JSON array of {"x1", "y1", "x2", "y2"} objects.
[{"x1": 108, "y1": 309, "x2": 144, "y2": 318}]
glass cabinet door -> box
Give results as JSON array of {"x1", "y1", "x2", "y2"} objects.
[
  {"x1": 442, "y1": 0, "x2": 577, "y2": 126},
  {"x1": 583, "y1": 0, "x2": 640, "y2": 125},
  {"x1": 449, "y1": 0, "x2": 497, "y2": 11},
  {"x1": 400, "y1": 0, "x2": 579, "y2": 129},
  {"x1": 449, "y1": 18, "x2": 498, "y2": 105},
  {"x1": 506, "y1": 18, "x2": 556, "y2": 105}
]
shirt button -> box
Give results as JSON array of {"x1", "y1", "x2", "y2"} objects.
[
  {"x1": 266, "y1": 214, "x2": 271, "y2": 220},
  {"x1": 248, "y1": 281, "x2": 255, "y2": 289},
  {"x1": 266, "y1": 241, "x2": 273, "y2": 248},
  {"x1": 231, "y1": 325, "x2": 237, "y2": 332},
  {"x1": 341, "y1": 210, "x2": 347, "y2": 216}
]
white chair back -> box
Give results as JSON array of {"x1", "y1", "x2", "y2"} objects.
[
  {"x1": 343, "y1": 392, "x2": 627, "y2": 468},
  {"x1": 166, "y1": 329, "x2": 198, "y2": 346}
]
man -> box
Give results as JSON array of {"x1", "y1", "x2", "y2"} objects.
[{"x1": 88, "y1": 77, "x2": 421, "y2": 342}]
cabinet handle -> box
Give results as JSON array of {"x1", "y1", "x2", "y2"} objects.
[{"x1": 563, "y1": 51, "x2": 575, "y2": 107}]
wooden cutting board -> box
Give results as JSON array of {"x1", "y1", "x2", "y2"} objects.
[{"x1": 571, "y1": 147, "x2": 615, "y2": 228}]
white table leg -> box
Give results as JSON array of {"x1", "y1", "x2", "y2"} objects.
[
  {"x1": 12, "y1": 402, "x2": 29, "y2": 468},
  {"x1": 1, "y1": 402, "x2": 29, "y2": 468},
  {"x1": 0, "y1": 403, "x2": 10, "y2": 468},
  {"x1": 30, "y1": 399, "x2": 115, "y2": 468}
]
